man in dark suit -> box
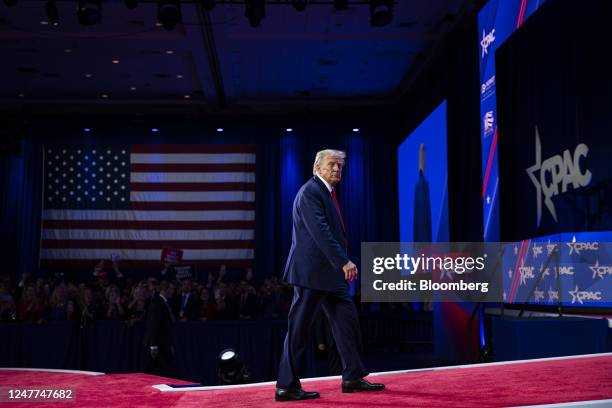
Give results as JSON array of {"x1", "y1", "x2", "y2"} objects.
[
  {"x1": 178, "y1": 279, "x2": 200, "y2": 321},
  {"x1": 275, "y1": 149, "x2": 384, "y2": 401},
  {"x1": 143, "y1": 281, "x2": 176, "y2": 378}
]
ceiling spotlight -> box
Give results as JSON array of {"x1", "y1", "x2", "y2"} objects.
[
  {"x1": 157, "y1": 0, "x2": 181, "y2": 31},
  {"x1": 292, "y1": 0, "x2": 307, "y2": 12},
  {"x1": 369, "y1": 0, "x2": 393, "y2": 27},
  {"x1": 125, "y1": 0, "x2": 138, "y2": 10},
  {"x1": 334, "y1": 0, "x2": 348, "y2": 10},
  {"x1": 3, "y1": 0, "x2": 17, "y2": 7},
  {"x1": 45, "y1": 0, "x2": 60, "y2": 26},
  {"x1": 77, "y1": 0, "x2": 102, "y2": 25},
  {"x1": 245, "y1": 0, "x2": 265, "y2": 28},
  {"x1": 200, "y1": 0, "x2": 215, "y2": 11}
]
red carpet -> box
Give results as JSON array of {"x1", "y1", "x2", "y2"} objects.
[{"x1": 1, "y1": 354, "x2": 611, "y2": 407}]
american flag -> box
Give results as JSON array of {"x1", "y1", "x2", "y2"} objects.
[{"x1": 40, "y1": 144, "x2": 255, "y2": 269}]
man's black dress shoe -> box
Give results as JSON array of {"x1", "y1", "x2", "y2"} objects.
[
  {"x1": 275, "y1": 388, "x2": 320, "y2": 401},
  {"x1": 341, "y1": 378, "x2": 385, "y2": 393}
]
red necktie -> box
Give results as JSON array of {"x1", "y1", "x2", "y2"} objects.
[{"x1": 331, "y1": 189, "x2": 346, "y2": 233}]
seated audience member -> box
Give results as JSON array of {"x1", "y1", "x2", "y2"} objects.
[{"x1": 17, "y1": 284, "x2": 44, "y2": 323}]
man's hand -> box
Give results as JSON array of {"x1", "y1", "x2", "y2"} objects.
[
  {"x1": 342, "y1": 261, "x2": 358, "y2": 281},
  {"x1": 150, "y1": 346, "x2": 159, "y2": 359}
]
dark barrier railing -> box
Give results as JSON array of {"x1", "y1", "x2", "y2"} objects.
[{"x1": 0, "y1": 313, "x2": 433, "y2": 384}]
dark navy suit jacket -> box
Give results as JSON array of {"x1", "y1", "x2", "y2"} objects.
[{"x1": 283, "y1": 176, "x2": 349, "y2": 292}]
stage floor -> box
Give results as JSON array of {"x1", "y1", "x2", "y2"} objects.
[{"x1": 1, "y1": 353, "x2": 611, "y2": 407}]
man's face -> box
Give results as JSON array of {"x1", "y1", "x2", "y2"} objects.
[{"x1": 318, "y1": 155, "x2": 344, "y2": 186}]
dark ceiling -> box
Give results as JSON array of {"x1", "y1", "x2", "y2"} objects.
[{"x1": 0, "y1": 0, "x2": 473, "y2": 116}]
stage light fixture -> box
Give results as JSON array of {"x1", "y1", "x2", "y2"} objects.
[
  {"x1": 334, "y1": 0, "x2": 348, "y2": 10},
  {"x1": 244, "y1": 0, "x2": 265, "y2": 28},
  {"x1": 157, "y1": 0, "x2": 181, "y2": 31},
  {"x1": 292, "y1": 0, "x2": 307, "y2": 12},
  {"x1": 218, "y1": 349, "x2": 253, "y2": 385},
  {"x1": 77, "y1": 0, "x2": 102, "y2": 25},
  {"x1": 125, "y1": 0, "x2": 138, "y2": 10},
  {"x1": 45, "y1": 0, "x2": 60, "y2": 26},
  {"x1": 369, "y1": 0, "x2": 393, "y2": 27},
  {"x1": 200, "y1": 0, "x2": 215, "y2": 11}
]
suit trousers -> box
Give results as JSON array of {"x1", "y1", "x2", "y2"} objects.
[{"x1": 277, "y1": 286, "x2": 369, "y2": 389}]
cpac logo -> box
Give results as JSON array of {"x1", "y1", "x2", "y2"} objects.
[
  {"x1": 555, "y1": 266, "x2": 574, "y2": 276},
  {"x1": 568, "y1": 285, "x2": 602, "y2": 304},
  {"x1": 532, "y1": 243, "x2": 543, "y2": 258},
  {"x1": 480, "y1": 29, "x2": 495, "y2": 58},
  {"x1": 526, "y1": 127, "x2": 592, "y2": 225},
  {"x1": 589, "y1": 260, "x2": 612, "y2": 279},
  {"x1": 567, "y1": 241, "x2": 599, "y2": 255},
  {"x1": 546, "y1": 241, "x2": 557, "y2": 255},
  {"x1": 548, "y1": 287, "x2": 559, "y2": 302},
  {"x1": 483, "y1": 111, "x2": 495, "y2": 135},
  {"x1": 519, "y1": 266, "x2": 535, "y2": 286},
  {"x1": 533, "y1": 288, "x2": 545, "y2": 302}
]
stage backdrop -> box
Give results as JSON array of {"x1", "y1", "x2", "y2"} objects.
[{"x1": 0, "y1": 122, "x2": 398, "y2": 282}]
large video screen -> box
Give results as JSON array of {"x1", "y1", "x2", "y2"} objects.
[
  {"x1": 494, "y1": 0, "x2": 612, "y2": 307},
  {"x1": 478, "y1": 0, "x2": 547, "y2": 241},
  {"x1": 398, "y1": 101, "x2": 449, "y2": 243}
]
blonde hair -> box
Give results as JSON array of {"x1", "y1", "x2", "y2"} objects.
[{"x1": 312, "y1": 149, "x2": 346, "y2": 175}]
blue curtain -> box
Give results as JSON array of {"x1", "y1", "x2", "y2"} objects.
[{"x1": 0, "y1": 139, "x2": 43, "y2": 280}]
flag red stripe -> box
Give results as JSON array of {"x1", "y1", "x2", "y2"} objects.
[
  {"x1": 131, "y1": 144, "x2": 256, "y2": 154},
  {"x1": 42, "y1": 240, "x2": 254, "y2": 250},
  {"x1": 43, "y1": 220, "x2": 255, "y2": 230},
  {"x1": 130, "y1": 182, "x2": 256, "y2": 192},
  {"x1": 128, "y1": 202, "x2": 255, "y2": 211},
  {"x1": 40, "y1": 259, "x2": 253, "y2": 269},
  {"x1": 130, "y1": 163, "x2": 256, "y2": 173}
]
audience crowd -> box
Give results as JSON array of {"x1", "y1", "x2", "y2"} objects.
[{"x1": 0, "y1": 260, "x2": 294, "y2": 325}]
